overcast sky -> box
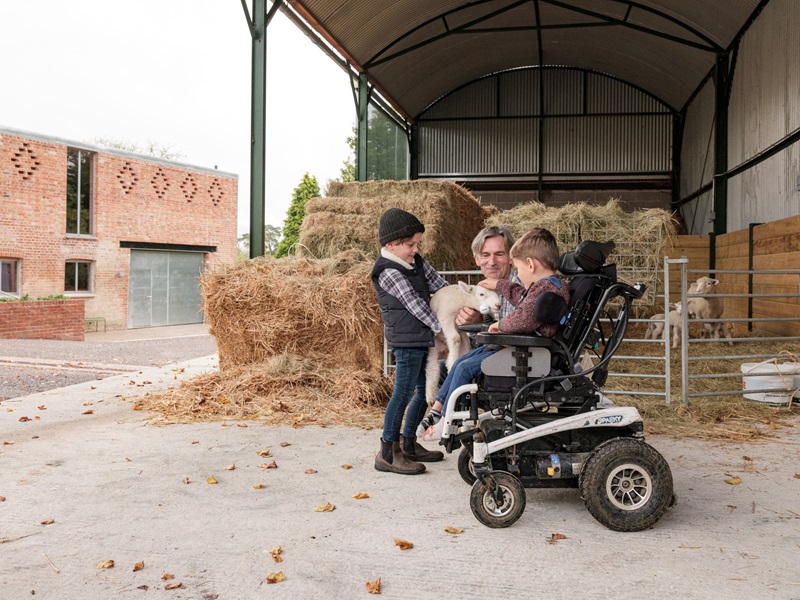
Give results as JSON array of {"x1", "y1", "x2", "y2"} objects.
[{"x1": 0, "y1": 0, "x2": 355, "y2": 235}]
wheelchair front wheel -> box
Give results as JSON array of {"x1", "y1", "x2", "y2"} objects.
[
  {"x1": 470, "y1": 472, "x2": 526, "y2": 528},
  {"x1": 457, "y1": 445, "x2": 477, "y2": 485}
]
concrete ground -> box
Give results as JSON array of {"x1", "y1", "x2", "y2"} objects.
[{"x1": 1, "y1": 327, "x2": 800, "y2": 599}]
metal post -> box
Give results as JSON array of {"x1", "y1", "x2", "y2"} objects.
[
  {"x1": 409, "y1": 123, "x2": 419, "y2": 180},
  {"x1": 712, "y1": 52, "x2": 729, "y2": 236},
  {"x1": 678, "y1": 258, "x2": 690, "y2": 405},
  {"x1": 663, "y1": 255, "x2": 671, "y2": 405},
  {"x1": 356, "y1": 72, "x2": 369, "y2": 182},
  {"x1": 248, "y1": 0, "x2": 267, "y2": 258},
  {"x1": 747, "y1": 222, "x2": 763, "y2": 331}
]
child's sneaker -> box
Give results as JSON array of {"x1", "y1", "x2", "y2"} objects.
[
  {"x1": 421, "y1": 417, "x2": 445, "y2": 442},
  {"x1": 416, "y1": 409, "x2": 441, "y2": 438}
]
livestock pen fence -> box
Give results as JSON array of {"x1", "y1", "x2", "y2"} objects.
[{"x1": 608, "y1": 259, "x2": 800, "y2": 406}]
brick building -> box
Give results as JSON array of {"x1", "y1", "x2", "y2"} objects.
[{"x1": 0, "y1": 126, "x2": 238, "y2": 331}]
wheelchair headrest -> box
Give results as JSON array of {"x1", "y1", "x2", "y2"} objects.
[
  {"x1": 535, "y1": 291, "x2": 568, "y2": 325},
  {"x1": 559, "y1": 240, "x2": 615, "y2": 275}
]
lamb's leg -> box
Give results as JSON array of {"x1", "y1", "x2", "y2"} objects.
[
  {"x1": 671, "y1": 325, "x2": 681, "y2": 349},
  {"x1": 444, "y1": 332, "x2": 464, "y2": 371},
  {"x1": 425, "y1": 345, "x2": 441, "y2": 405}
]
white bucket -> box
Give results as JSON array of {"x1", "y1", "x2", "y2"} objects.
[{"x1": 740, "y1": 360, "x2": 800, "y2": 404}]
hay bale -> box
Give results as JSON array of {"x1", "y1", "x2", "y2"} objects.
[
  {"x1": 202, "y1": 250, "x2": 383, "y2": 372},
  {"x1": 488, "y1": 199, "x2": 676, "y2": 305},
  {"x1": 298, "y1": 180, "x2": 497, "y2": 270}
]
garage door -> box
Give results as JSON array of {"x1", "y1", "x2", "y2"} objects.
[{"x1": 128, "y1": 250, "x2": 204, "y2": 329}]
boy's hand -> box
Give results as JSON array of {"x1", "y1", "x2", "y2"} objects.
[
  {"x1": 455, "y1": 306, "x2": 483, "y2": 326},
  {"x1": 478, "y1": 278, "x2": 499, "y2": 290}
]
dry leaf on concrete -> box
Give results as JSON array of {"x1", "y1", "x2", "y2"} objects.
[
  {"x1": 366, "y1": 578, "x2": 381, "y2": 594},
  {"x1": 353, "y1": 492, "x2": 369, "y2": 499},
  {"x1": 314, "y1": 502, "x2": 336, "y2": 512},
  {"x1": 96, "y1": 560, "x2": 115, "y2": 569},
  {"x1": 393, "y1": 538, "x2": 413, "y2": 550},
  {"x1": 266, "y1": 571, "x2": 285, "y2": 584},
  {"x1": 133, "y1": 561, "x2": 144, "y2": 572},
  {"x1": 444, "y1": 526, "x2": 463, "y2": 534}
]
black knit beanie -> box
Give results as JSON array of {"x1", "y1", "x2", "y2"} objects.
[{"x1": 378, "y1": 208, "x2": 425, "y2": 246}]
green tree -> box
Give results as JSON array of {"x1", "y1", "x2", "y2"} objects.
[
  {"x1": 238, "y1": 225, "x2": 282, "y2": 259},
  {"x1": 274, "y1": 173, "x2": 320, "y2": 258},
  {"x1": 339, "y1": 125, "x2": 356, "y2": 183}
]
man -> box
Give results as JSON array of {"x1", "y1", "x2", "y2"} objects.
[{"x1": 455, "y1": 225, "x2": 518, "y2": 326}]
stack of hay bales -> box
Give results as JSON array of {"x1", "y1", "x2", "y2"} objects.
[
  {"x1": 488, "y1": 199, "x2": 676, "y2": 306},
  {"x1": 298, "y1": 180, "x2": 496, "y2": 270},
  {"x1": 140, "y1": 181, "x2": 496, "y2": 425}
]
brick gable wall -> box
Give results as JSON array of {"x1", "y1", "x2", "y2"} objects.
[{"x1": 0, "y1": 131, "x2": 238, "y2": 330}]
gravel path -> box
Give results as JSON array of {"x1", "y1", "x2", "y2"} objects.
[{"x1": 0, "y1": 334, "x2": 217, "y2": 401}]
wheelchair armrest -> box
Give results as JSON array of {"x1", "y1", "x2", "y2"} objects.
[
  {"x1": 457, "y1": 323, "x2": 489, "y2": 334},
  {"x1": 475, "y1": 332, "x2": 553, "y2": 348}
]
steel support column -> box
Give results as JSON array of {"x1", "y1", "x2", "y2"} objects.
[
  {"x1": 356, "y1": 72, "x2": 369, "y2": 182},
  {"x1": 712, "y1": 52, "x2": 729, "y2": 236},
  {"x1": 409, "y1": 123, "x2": 419, "y2": 180},
  {"x1": 247, "y1": 0, "x2": 267, "y2": 258}
]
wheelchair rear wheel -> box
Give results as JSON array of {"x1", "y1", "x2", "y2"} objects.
[
  {"x1": 579, "y1": 437, "x2": 673, "y2": 532},
  {"x1": 470, "y1": 472, "x2": 526, "y2": 528}
]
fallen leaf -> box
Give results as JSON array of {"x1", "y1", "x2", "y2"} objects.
[
  {"x1": 6, "y1": 409, "x2": 13, "y2": 412},
  {"x1": 0, "y1": 496, "x2": 6, "y2": 502},
  {"x1": 257, "y1": 461, "x2": 278, "y2": 469},
  {"x1": 191, "y1": 441, "x2": 199, "y2": 445},
  {"x1": 37, "y1": 405, "x2": 46, "y2": 410},
  {"x1": 164, "y1": 582, "x2": 182, "y2": 590},
  {"x1": 353, "y1": 492, "x2": 369, "y2": 499},
  {"x1": 132, "y1": 404, "x2": 143, "y2": 411},
  {"x1": 237, "y1": 423, "x2": 248, "y2": 428},
  {"x1": 314, "y1": 502, "x2": 336, "y2": 513},
  {"x1": 90, "y1": 386, "x2": 97, "y2": 390},
  {"x1": 182, "y1": 477, "x2": 190, "y2": 485},
  {"x1": 393, "y1": 538, "x2": 413, "y2": 550},
  {"x1": 794, "y1": 474, "x2": 800, "y2": 479},
  {"x1": 40, "y1": 519, "x2": 55, "y2": 525},
  {"x1": 18, "y1": 416, "x2": 31, "y2": 422},
  {"x1": 266, "y1": 571, "x2": 285, "y2": 584},
  {"x1": 125, "y1": 457, "x2": 131, "y2": 462},
  {"x1": 304, "y1": 469, "x2": 318, "y2": 474},
  {"x1": 341, "y1": 464, "x2": 353, "y2": 470},
  {"x1": 280, "y1": 442, "x2": 291, "y2": 447},
  {"x1": 546, "y1": 533, "x2": 568, "y2": 544},
  {"x1": 444, "y1": 526, "x2": 463, "y2": 534},
  {"x1": 743, "y1": 456, "x2": 752, "y2": 461},
  {"x1": 326, "y1": 441, "x2": 335, "y2": 446},
  {"x1": 226, "y1": 464, "x2": 236, "y2": 471},
  {"x1": 257, "y1": 449, "x2": 272, "y2": 457},
  {"x1": 133, "y1": 561, "x2": 144, "y2": 572},
  {"x1": 82, "y1": 410, "x2": 94, "y2": 415},
  {"x1": 269, "y1": 546, "x2": 282, "y2": 562},
  {"x1": 161, "y1": 573, "x2": 174, "y2": 580},
  {"x1": 207, "y1": 476, "x2": 218, "y2": 484},
  {"x1": 253, "y1": 483, "x2": 265, "y2": 490},
  {"x1": 366, "y1": 578, "x2": 381, "y2": 594},
  {"x1": 725, "y1": 476, "x2": 742, "y2": 485},
  {"x1": 677, "y1": 545, "x2": 702, "y2": 549},
  {"x1": 96, "y1": 560, "x2": 115, "y2": 569},
  {"x1": 2, "y1": 441, "x2": 12, "y2": 445}
]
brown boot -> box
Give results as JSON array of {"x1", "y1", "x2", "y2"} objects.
[
  {"x1": 374, "y1": 438, "x2": 425, "y2": 475},
  {"x1": 400, "y1": 434, "x2": 444, "y2": 463}
]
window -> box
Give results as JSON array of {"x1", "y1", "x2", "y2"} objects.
[
  {"x1": 1, "y1": 259, "x2": 19, "y2": 296},
  {"x1": 65, "y1": 261, "x2": 92, "y2": 293},
  {"x1": 66, "y1": 148, "x2": 93, "y2": 235}
]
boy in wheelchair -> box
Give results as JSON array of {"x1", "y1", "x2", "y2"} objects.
[
  {"x1": 418, "y1": 227, "x2": 569, "y2": 441},
  {"x1": 434, "y1": 238, "x2": 675, "y2": 531}
]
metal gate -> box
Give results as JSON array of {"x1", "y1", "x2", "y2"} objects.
[{"x1": 128, "y1": 250, "x2": 204, "y2": 329}]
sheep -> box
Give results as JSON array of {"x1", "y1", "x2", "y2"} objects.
[
  {"x1": 424, "y1": 281, "x2": 502, "y2": 403},
  {"x1": 644, "y1": 310, "x2": 669, "y2": 340},
  {"x1": 644, "y1": 303, "x2": 685, "y2": 348},
  {"x1": 686, "y1": 276, "x2": 733, "y2": 345}
]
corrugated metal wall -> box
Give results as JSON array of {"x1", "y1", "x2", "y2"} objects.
[
  {"x1": 417, "y1": 67, "x2": 673, "y2": 179},
  {"x1": 725, "y1": 0, "x2": 800, "y2": 230},
  {"x1": 679, "y1": 81, "x2": 716, "y2": 234}
]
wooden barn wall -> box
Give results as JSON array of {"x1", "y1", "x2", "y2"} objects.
[{"x1": 654, "y1": 216, "x2": 799, "y2": 338}]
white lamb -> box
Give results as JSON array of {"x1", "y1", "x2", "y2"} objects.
[
  {"x1": 645, "y1": 302, "x2": 685, "y2": 348},
  {"x1": 686, "y1": 276, "x2": 733, "y2": 345},
  {"x1": 425, "y1": 281, "x2": 502, "y2": 403}
]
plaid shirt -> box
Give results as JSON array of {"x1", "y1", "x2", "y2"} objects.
[{"x1": 377, "y1": 254, "x2": 448, "y2": 335}]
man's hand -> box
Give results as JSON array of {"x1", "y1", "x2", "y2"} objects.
[
  {"x1": 478, "y1": 278, "x2": 500, "y2": 290},
  {"x1": 487, "y1": 321, "x2": 500, "y2": 333},
  {"x1": 455, "y1": 306, "x2": 483, "y2": 326}
]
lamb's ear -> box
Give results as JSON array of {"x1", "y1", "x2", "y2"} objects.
[
  {"x1": 458, "y1": 281, "x2": 471, "y2": 293},
  {"x1": 711, "y1": 279, "x2": 719, "y2": 286}
]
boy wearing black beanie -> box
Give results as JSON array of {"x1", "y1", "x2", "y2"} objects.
[{"x1": 370, "y1": 208, "x2": 448, "y2": 474}]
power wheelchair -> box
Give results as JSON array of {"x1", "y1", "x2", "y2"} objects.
[{"x1": 438, "y1": 241, "x2": 675, "y2": 531}]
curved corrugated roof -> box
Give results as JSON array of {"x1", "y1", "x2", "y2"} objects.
[{"x1": 288, "y1": 0, "x2": 767, "y2": 117}]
